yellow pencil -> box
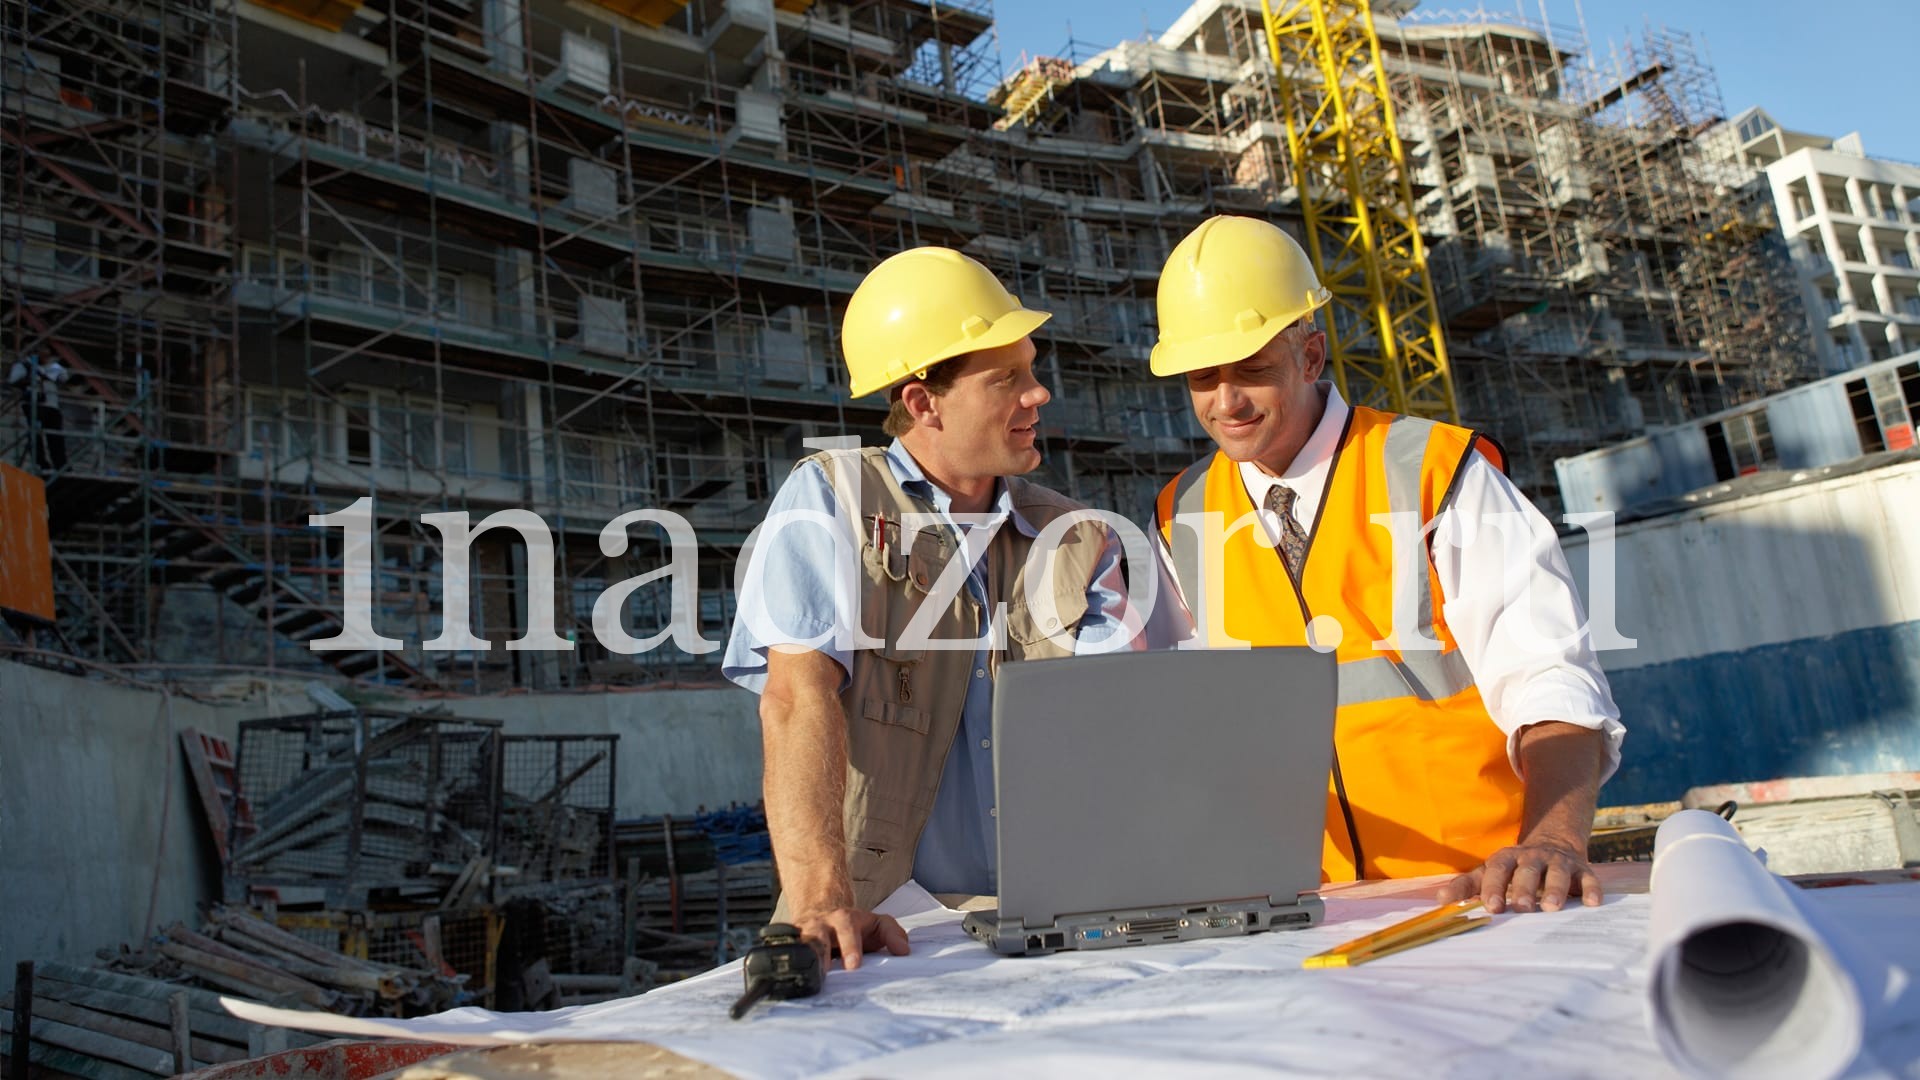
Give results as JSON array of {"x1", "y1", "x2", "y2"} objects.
[{"x1": 1303, "y1": 898, "x2": 1488, "y2": 969}]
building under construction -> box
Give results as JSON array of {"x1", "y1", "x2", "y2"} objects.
[{"x1": 2, "y1": 0, "x2": 1815, "y2": 690}]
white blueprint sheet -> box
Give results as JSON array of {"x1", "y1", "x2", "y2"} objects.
[{"x1": 226, "y1": 883, "x2": 1692, "y2": 1079}]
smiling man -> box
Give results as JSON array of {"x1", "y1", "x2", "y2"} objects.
[
  {"x1": 1149, "y1": 216, "x2": 1625, "y2": 915},
  {"x1": 724, "y1": 247, "x2": 1186, "y2": 971}
]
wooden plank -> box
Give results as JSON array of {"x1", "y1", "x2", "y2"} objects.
[
  {"x1": 33, "y1": 975, "x2": 259, "y2": 1045},
  {"x1": 0, "y1": 1008, "x2": 176, "y2": 1074},
  {"x1": 0, "y1": 996, "x2": 244, "y2": 1065},
  {"x1": 170, "y1": 991, "x2": 193, "y2": 1074},
  {"x1": 1, "y1": 1031, "x2": 159, "y2": 1080},
  {"x1": 11, "y1": 961, "x2": 31, "y2": 1080},
  {"x1": 35, "y1": 962, "x2": 239, "y2": 1017}
]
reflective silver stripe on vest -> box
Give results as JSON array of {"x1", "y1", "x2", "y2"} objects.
[
  {"x1": 1363, "y1": 415, "x2": 1477, "y2": 706},
  {"x1": 1337, "y1": 645, "x2": 1475, "y2": 706},
  {"x1": 1381, "y1": 416, "x2": 1435, "y2": 641},
  {"x1": 1168, "y1": 457, "x2": 1212, "y2": 635}
]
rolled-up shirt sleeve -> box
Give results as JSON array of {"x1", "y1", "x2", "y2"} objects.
[
  {"x1": 1431, "y1": 452, "x2": 1626, "y2": 783},
  {"x1": 1075, "y1": 524, "x2": 1196, "y2": 655},
  {"x1": 721, "y1": 461, "x2": 859, "y2": 696}
]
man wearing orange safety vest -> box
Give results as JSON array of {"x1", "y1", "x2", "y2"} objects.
[{"x1": 1149, "y1": 216, "x2": 1625, "y2": 914}]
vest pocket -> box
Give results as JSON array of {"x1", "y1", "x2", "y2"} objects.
[
  {"x1": 847, "y1": 806, "x2": 907, "y2": 885},
  {"x1": 906, "y1": 526, "x2": 957, "y2": 594},
  {"x1": 1005, "y1": 590, "x2": 1091, "y2": 650},
  {"x1": 862, "y1": 696, "x2": 931, "y2": 735}
]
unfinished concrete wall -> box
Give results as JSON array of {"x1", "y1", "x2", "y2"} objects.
[
  {"x1": 449, "y1": 687, "x2": 763, "y2": 817},
  {"x1": 0, "y1": 666, "x2": 762, "y2": 975},
  {"x1": 0, "y1": 664, "x2": 242, "y2": 976},
  {"x1": 1562, "y1": 458, "x2": 1920, "y2": 803}
]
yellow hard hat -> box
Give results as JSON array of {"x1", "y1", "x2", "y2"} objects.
[
  {"x1": 841, "y1": 247, "x2": 1051, "y2": 398},
  {"x1": 1150, "y1": 215, "x2": 1331, "y2": 377}
]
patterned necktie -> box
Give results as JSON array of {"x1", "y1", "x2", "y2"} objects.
[{"x1": 1263, "y1": 484, "x2": 1310, "y2": 580}]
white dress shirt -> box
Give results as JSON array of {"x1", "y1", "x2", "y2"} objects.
[
  {"x1": 1228, "y1": 382, "x2": 1626, "y2": 781},
  {"x1": 8, "y1": 358, "x2": 68, "y2": 408}
]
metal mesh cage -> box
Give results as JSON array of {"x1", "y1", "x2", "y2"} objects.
[
  {"x1": 499, "y1": 734, "x2": 617, "y2": 885},
  {"x1": 275, "y1": 906, "x2": 501, "y2": 1009},
  {"x1": 230, "y1": 710, "x2": 503, "y2": 905},
  {"x1": 364, "y1": 908, "x2": 498, "y2": 986}
]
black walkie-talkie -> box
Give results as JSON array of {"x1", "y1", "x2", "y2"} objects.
[{"x1": 729, "y1": 923, "x2": 824, "y2": 1020}]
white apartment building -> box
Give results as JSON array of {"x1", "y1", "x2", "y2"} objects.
[{"x1": 1713, "y1": 107, "x2": 1920, "y2": 373}]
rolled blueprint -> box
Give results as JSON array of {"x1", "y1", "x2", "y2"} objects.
[{"x1": 1646, "y1": 809, "x2": 1860, "y2": 1080}]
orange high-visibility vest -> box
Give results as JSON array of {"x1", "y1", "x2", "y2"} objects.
[{"x1": 1155, "y1": 405, "x2": 1523, "y2": 881}]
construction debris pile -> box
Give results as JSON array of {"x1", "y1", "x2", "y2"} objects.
[
  {"x1": 176, "y1": 711, "x2": 627, "y2": 1012},
  {"x1": 1, "y1": 961, "x2": 328, "y2": 1078},
  {"x1": 0, "y1": 904, "x2": 466, "y2": 1077},
  {"x1": 130, "y1": 907, "x2": 470, "y2": 1017}
]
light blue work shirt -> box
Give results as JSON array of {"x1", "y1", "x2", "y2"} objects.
[{"x1": 723, "y1": 440, "x2": 1190, "y2": 897}]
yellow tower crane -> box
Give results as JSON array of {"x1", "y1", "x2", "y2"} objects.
[{"x1": 1261, "y1": 0, "x2": 1460, "y2": 422}]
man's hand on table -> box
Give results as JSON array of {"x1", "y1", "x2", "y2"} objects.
[
  {"x1": 1442, "y1": 721, "x2": 1607, "y2": 913},
  {"x1": 1437, "y1": 832, "x2": 1603, "y2": 913},
  {"x1": 791, "y1": 906, "x2": 911, "y2": 971}
]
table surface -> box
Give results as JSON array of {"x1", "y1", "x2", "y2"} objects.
[{"x1": 379, "y1": 863, "x2": 1664, "y2": 1080}]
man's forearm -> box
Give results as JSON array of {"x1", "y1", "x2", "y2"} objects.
[
  {"x1": 762, "y1": 674, "x2": 853, "y2": 912},
  {"x1": 1515, "y1": 721, "x2": 1605, "y2": 849}
]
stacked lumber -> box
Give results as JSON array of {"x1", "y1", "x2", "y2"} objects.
[
  {"x1": 0, "y1": 961, "x2": 324, "y2": 1079},
  {"x1": 97, "y1": 907, "x2": 468, "y2": 1023}
]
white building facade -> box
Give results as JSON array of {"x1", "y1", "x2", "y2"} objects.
[{"x1": 1714, "y1": 108, "x2": 1920, "y2": 373}]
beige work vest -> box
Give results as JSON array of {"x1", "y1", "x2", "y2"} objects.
[{"x1": 773, "y1": 447, "x2": 1110, "y2": 917}]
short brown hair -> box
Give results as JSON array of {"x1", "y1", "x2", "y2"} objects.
[{"x1": 881, "y1": 357, "x2": 963, "y2": 437}]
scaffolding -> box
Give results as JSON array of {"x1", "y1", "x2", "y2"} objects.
[
  {"x1": 3, "y1": 0, "x2": 242, "y2": 665},
  {"x1": 3, "y1": 0, "x2": 1002, "y2": 689},
  {"x1": 7, "y1": 0, "x2": 1245, "y2": 689},
  {"x1": 3, "y1": 0, "x2": 1823, "y2": 687},
  {"x1": 1379, "y1": 9, "x2": 1815, "y2": 496}
]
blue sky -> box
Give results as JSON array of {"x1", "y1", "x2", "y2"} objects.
[{"x1": 988, "y1": 0, "x2": 1916, "y2": 163}]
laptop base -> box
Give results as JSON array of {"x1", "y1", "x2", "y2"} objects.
[{"x1": 961, "y1": 894, "x2": 1325, "y2": 957}]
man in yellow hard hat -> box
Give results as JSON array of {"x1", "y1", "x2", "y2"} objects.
[
  {"x1": 724, "y1": 247, "x2": 1187, "y2": 970},
  {"x1": 1148, "y1": 215, "x2": 1624, "y2": 914}
]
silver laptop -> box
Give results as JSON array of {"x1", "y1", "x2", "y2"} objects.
[{"x1": 962, "y1": 647, "x2": 1335, "y2": 956}]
